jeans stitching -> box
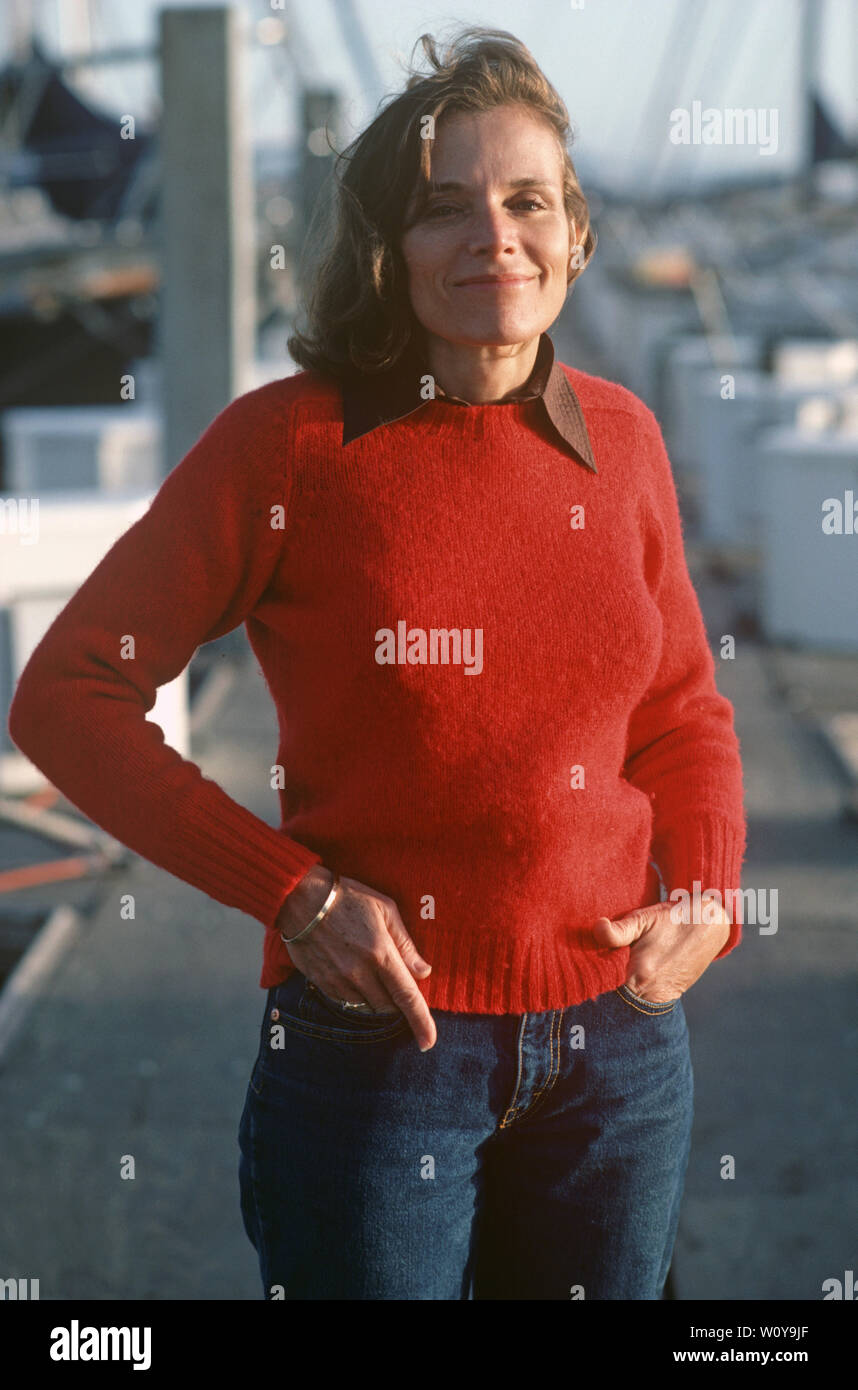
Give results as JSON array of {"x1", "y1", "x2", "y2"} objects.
[
  {"x1": 268, "y1": 1015, "x2": 408, "y2": 1044},
  {"x1": 499, "y1": 1013, "x2": 528, "y2": 1128},
  {"x1": 615, "y1": 985, "x2": 678, "y2": 1016},
  {"x1": 513, "y1": 1008, "x2": 564, "y2": 1124},
  {"x1": 304, "y1": 979, "x2": 400, "y2": 1020},
  {"x1": 271, "y1": 981, "x2": 409, "y2": 1043},
  {"x1": 526, "y1": 1008, "x2": 558, "y2": 1107},
  {"x1": 499, "y1": 1009, "x2": 565, "y2": 1129}
]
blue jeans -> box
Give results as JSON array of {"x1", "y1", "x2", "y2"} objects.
[{"x1": 238, "y1": 970, "x2": 694, "y2": 1300}]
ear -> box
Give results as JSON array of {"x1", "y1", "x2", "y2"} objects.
[{"x1": 567, "y1": 224, "x2": 581, "y2": 283}]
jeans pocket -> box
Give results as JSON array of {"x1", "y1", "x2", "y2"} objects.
[
  {"x1": 615, "y1": 983, "x2": 680, "y2": 1015},
  {"x1": 302, "y1": 978, "x2": 401, "y2": 1022},
  {"x1": 268, "y1": 974, "x2": 408, "y2": 1043}
]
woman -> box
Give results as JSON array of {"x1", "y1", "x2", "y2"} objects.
[{"x1": 7, "y1": 27, "x2": 746, "y2": 1300}]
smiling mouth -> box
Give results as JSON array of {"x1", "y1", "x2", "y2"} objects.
[{"x1": 455, "y1": 276, "x2": 537, "y2": 288}]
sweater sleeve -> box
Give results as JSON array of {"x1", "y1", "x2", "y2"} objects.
[
  {"x1": 6, "y1": 382, "x2": 322, "y2": 930},
  {"x1": 621, "y1": 402, "x2": 747, "y2": 957}
]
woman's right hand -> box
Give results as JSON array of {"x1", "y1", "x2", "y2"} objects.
[{"x1": 274, "y1": 866, "x2": 437, "y2": 1052}]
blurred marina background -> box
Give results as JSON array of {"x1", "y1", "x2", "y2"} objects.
[{"x1": 0, "y1": 0, "x2": 856, "y2": 1301}]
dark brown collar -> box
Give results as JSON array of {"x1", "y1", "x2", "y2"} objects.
[{"x1": 340, "y1": 331, "x2": 598, "y2": 474}]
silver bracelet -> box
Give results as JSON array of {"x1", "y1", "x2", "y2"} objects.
[{"x1": 279, "y1": 871, "x2": 340, "y2": 946}]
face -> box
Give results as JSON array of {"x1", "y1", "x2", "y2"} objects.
[{"x1": 400, "y1": 104, "x2": 573, "y2": 351}]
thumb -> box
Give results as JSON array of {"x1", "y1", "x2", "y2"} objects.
[
  {"x1": 386, "y1": 915, "x2": 432, "y2": 977},
  {"x1": 593, "y1": 909, "x2": 653, "y2": 947}
]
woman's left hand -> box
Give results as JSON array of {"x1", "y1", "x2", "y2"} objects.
[{"x1": 592, "y1": 899, "x2": 731, "y2": 1003}]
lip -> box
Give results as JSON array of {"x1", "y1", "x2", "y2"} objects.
[{"x1": 455, "y1": 275, "x2": 537, "y2": 287}]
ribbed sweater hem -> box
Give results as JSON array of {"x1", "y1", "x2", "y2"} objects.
[{"x1": 261, "y1": 925, "x2": 636, "y2": 1014}]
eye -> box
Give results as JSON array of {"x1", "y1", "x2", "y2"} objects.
[{"x1": 423, "y1": 197, "x2": 548, "y2": 219}]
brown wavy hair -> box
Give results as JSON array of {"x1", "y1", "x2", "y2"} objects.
[{"x1": 287, "y1": 25, "x2": 597, "y2": 379}]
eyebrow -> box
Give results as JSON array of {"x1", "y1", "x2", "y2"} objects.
[{"x1": 424, "y1": 178, "x2": 557, "y2": 193}]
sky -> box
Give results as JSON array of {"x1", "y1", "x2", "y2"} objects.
[{"x1": 4, "y1": 0, "x2": 857, "y2": 196}]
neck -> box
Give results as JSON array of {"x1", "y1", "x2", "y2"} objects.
[{"x1": 418, "y1": 332, "x2": 541, "y2": 404}]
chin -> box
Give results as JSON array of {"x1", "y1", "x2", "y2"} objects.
[
  {"x1": 437, "y1": 312, "x2": 545, "y2": 345},
  {"x1": 464, "y1": 322, "x2": 541, "y2": 345}
]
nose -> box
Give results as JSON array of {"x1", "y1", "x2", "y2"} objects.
[{"x1": 466, "y1": 201, "x2": 519, "y2": 259}]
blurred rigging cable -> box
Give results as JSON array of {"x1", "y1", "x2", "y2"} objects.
[
  {"x1": 651, "y1": 0, "x2": 758, "y2": 196},
  {"x1": 331, "y1": 0, "x2": 385, "y2": 107},
  {"x1": 590, "y1": 7, "x2": 641, "y2": 175},
  {"x1": 622, "y1": 0, "x2": 705, "y2": 196}
]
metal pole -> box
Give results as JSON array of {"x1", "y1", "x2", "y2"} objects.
[
  {"x1": 158, "y1": 6, "x2": 255, "y2": 474},
  {"x1": 798, "y1": 0, "x2": 822, "y2": 206}
]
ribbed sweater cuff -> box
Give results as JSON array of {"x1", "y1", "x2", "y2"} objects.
[
  {"x1": 166, "y1": 788, "x2": 323, "y2": 931},
  {"x1": 653, "y1": 814, "x2": 747, "y2": 958}
]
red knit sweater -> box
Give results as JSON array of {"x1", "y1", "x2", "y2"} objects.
[{"x1": 7, "y1": 362, "x2": 746, "y2": 1013}]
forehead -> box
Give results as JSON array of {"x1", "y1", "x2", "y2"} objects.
[{"x1": 426, "y1": 106, "x2": 562, "y2": 181}]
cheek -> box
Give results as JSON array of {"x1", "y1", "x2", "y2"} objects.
[
  {"x1": 402, "y1": 232, "x2": 454, "y2": 288},
  {"x1": 537, "y1": 225, "x2": 573, "y2": 272},
  {"x1": 547, "y1": 246, "x2": 571, "y2": 276},
  {"x1": 406, "y1": 256, "x2": 435, "y2": 287},
  {"x1": 405, "y1": 263, "x2": 451, "y2": 321},
  {"x1": 404, "y1": 247, "x2": 445, "y2": 290}
]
